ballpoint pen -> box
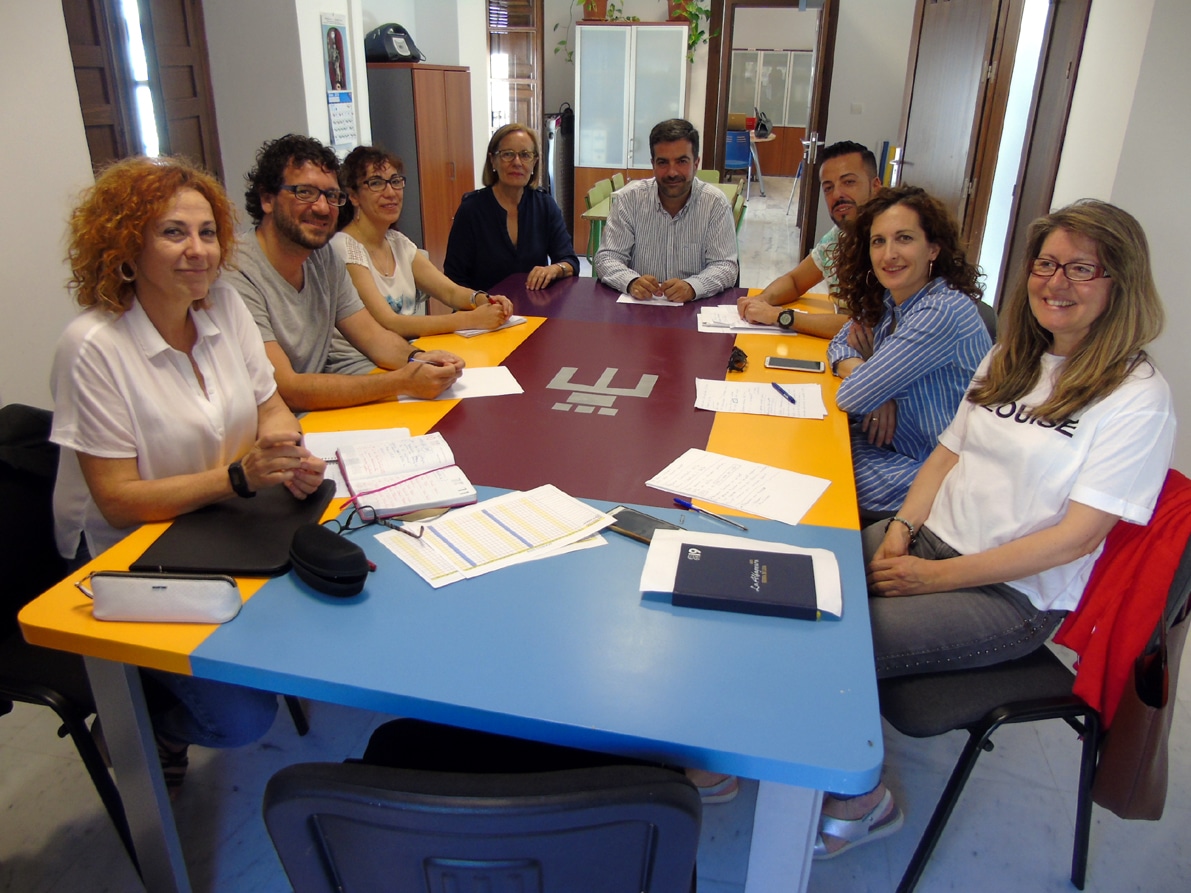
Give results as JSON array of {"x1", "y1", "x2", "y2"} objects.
[
  {"x1": 673, "y1": 497, "x2": 749, "y2": 531},
  {"x1": 771, "y1": 382, "x2": 797, "y2": 405}
]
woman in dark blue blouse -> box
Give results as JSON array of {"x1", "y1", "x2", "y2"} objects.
[{"x1": 444, "y1": 123, "x2": 580, "y2": 292}]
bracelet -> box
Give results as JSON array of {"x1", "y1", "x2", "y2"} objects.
[
  {"x1": 470, "y1": 290, "x2": 488, "y2": 308},
  {"x1": 407, "y1": 349, "x2": 425, "y2": 362},
  {"x1": 885, "y1": 515, "x2": 918, "y2": 546}
]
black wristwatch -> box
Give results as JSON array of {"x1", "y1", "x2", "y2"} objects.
[
  {"x1": 777, "y1": 308, "x2": 796, "y2": 330},
  {"x1": 228, "y1": 460, "x2": 255, "y2": 498}
]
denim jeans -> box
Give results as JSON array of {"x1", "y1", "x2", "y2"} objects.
[{"x1": 862, "y1": 522, "x2": 1066, "y2": 680}]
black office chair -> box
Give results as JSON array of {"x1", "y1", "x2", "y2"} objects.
[
  {"x1": 263, "y1": 719, "x2": 702, "y2": 893},
  {"x1": 0, "y1": 404, "x2": 138, "y2": 872},
  {"x1": 878, "y1": 533, "x2": 1191, "y2": 893},
  {"x1": 975, "y1": 298, "x2": 998, "y2": 340}
]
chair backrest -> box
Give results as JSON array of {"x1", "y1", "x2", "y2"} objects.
[
  {"x1": 586, "y1": 178, "x2": 613, "y2": 210},
  {"x1": 611, "y1": 171, "x2": 625, "y2": 191},
  {"x1": 0, "y1": 405, "x2": 67, "y2": 639},
  {"x1": 724, "y1": 131, "x2": 750, "y2": 170},
  {"x1": 733, "y1": 192, "x2": 745, "y2": 230},
  {"x1": 975, "y1": 299, "x2": 998, "y2": 340},
  {"x1": 264, "y1": 761, "x2": 701, "y2": 893},
  {"x1": 696, "y1": 169, "x2": 720, "y2": 183}
]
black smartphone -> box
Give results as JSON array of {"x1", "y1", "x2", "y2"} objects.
[
  {"x1": 608, "y1": 505, "x2": 682, "y2": 544},
  {"x1": 764, "y1": 356, "x2": 826, "y2": 373}
]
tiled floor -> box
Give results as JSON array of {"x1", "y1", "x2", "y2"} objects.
[{"x1": 3, "y1": 178, "x2": 1188, "y2": 892}]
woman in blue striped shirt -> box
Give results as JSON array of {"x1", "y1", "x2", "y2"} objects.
[{"x1": 826, "y1": 186, "x2": 991, "y2": 514}]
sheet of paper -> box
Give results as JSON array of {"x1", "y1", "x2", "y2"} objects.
[
  {"x1": 376, "y1": 484, "x2": 614, "y2": 587},
  {"x1": 646, "y1": 448, "x2": 830, "y2": 527},
  {"x1": 639, "y1": 529, "x2": 842, "y2": 619},
  {"x1": 454, "y1": 315, "x2": 528, "y2": 338},
  {"x1": 616, "y1": 293, "x2": 684, "y2": 307},
  {"x1": 696, "y1": 305, "x2": 799, "y2": 335},
  {"x1": 694, "y1": 379, "x2": 828, "y2": 419},
  {"x1": 304, "y1": 428, "x2": 410, "y2": 496},
  {"x1": 399, "y1": 365, "x2": 524, "y2": 402}
]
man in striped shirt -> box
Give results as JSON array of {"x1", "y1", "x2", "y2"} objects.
[{"x1": 594, "y1": 119, "x2": 738, "y2": 302}]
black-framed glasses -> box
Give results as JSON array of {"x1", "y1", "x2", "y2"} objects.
[
  {"x1": 278, "y1": 183, "x2": 347, "y2": 207},
  {"x1": 322, "y1": 505, "x2": 422, "y2": 539},
  {"x1": 363, "y1": 175, "x2": 406, "y2": 193},
  {"x1": 1029, "y1": 258, "x2": 1110, "y2": 282},
  {"x1": 495, "y1": 150, "x2": 538, "y2": 163},
  {"x1": 727, "y1": 346, "x2": 748, "y2": 373}
]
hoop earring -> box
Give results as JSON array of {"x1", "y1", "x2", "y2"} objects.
[
  {"x1": 119, "y1": 261, "x2": 136, "y2": 282},
  {"x1": 865, "y1": 270, "x2": 875, "y2": 288},
  {"x1": 929, "y1": 260, "x2": 935, "y2": 278}
]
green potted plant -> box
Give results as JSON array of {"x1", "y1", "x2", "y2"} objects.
[
  {"x1": 555, "y1": 1, "x2": 638, "y2": 63},
  {"x1": 670, "y1": 1, "x2": 717, "y2": 63}
]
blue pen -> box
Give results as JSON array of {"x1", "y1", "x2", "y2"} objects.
[
  {"x1": 771, "y1": 382, "x2": 797, "y2": 405},
  {"x1": 673, "y1": 497, "x2": 749, "y2": 531}
]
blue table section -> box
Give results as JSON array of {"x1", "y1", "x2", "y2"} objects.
[{"x1": 191, "y1": 490, "x2": 883, "y2": 796}]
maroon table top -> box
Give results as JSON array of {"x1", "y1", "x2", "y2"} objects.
[{"x1": 432, "y1": 317, "x2": 735, "y2": 508}]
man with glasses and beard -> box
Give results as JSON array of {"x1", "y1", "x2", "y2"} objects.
[
  {"x1": 594, "y1": 119, "x2": 738, "y2": 303},
  {"x1": 226, "y1": 134, "x2": 463, "y2": 411}
]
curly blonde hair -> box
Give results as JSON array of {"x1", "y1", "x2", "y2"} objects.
[{"x1": 67, "y1": 156, "x2": 236, "y2": 313}]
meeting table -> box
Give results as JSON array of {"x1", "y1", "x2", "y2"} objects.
[{"x1": 19, "y1": 274, "x2": 881, "y2": 893}]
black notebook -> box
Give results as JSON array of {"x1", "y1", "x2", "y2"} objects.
[
  {"x1": 672, "y1": 543, "x2": 819, "y2": 621},
  {"x1": 130, "y1": 480, "x2": 336, "y2": 577}
]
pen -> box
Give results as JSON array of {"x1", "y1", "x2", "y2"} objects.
[
  {"x1": 673, "y1": 497, "x2": 749, "y2": 531},
  {"x1": 771, "y1": 382, "x2": 797, "y2": 405}
]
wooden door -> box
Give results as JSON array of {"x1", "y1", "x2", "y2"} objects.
[
  {"x1": 444, "y1": 68, "x2": 476, "y2": 213},
  {"x1": 62, "y1": 0, "x2": 137, "y2": 171},
  {"x1": 795, "y1": 0, "x2": 838, "y2": 258},
  {"x1": 412, "y1": 68, "x2": 474, "y2": 269},
  {"x1": 897, "y1": 0, "x2": 1005, "y2": 228},
  {"x1": 138, "y1": 0, "x2": 223, "y2": 179}
]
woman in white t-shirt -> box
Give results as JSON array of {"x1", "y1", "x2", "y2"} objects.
[
  {"x1": 331, "y1": 146, "x2": 514, "y2": 336},
  {"x1": 51, "y1": 156, "x2": 326, "y2": 795},
  {"x1": 814, "y1": 199, "x2": 1176, "y2": 858}
]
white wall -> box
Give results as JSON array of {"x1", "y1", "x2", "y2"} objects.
[
  {"x1": 816, "y1": 0, "x2": 916, "y2": 238},
  {"x1": 732, "y1": 8, "x2": 818, "y2": 50},
  {"x1": 0, "y1": 5, "x2": 94, "y2": 408},
  {"x1": 1051, "y1": 0, "x2": 1154, "y2": 207},
  {"x1": 1103, "y1": 0, "x2": 1190, "y2": 474}
]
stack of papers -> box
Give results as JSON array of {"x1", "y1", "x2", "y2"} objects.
[
  {"x1": 647, "y1": 448, "x2": 830, "y2": 527},
  {"x1": 694, "y1": 379, "x2": 828, "y2": 419},
  {"x1": 696, "y1": 304, "x2": 799, "y2": 335},
  {"x1": 616, "y1": 293, "x2": 684, "y2": 307},
  {"x1": 376, "y1": 484, "x2": 614, "y2": 588}
]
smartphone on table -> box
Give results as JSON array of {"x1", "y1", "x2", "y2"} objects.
[{"x1": 764, "y1": 357, "x2": 826, "y2": 373}]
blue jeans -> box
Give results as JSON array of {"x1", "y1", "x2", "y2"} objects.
[
  {"x1": 142, "y1": 669, "x2": 278, "y2": 748},
  {"x1": 862, "y1": 522, "x2": 1066, "y2": 679}
]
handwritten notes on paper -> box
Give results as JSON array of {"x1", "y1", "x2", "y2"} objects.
[
  {"x1": 694, "y1": 379, "x2": 828, "y2": 419},
  {"x1": 696, "y1": 304, "x2": 799, "y2": 334},
  {"x1": 647, "y1": 449, "x2": 831, "y2": 527}
]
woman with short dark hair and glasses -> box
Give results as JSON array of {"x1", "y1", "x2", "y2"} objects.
[
  {"x1": 444, "y1": 123, "x2": 580, "y2": 292},
  {"x1": 331, "y1": 146, "x2": 514, "y2": 337},
  {"x1": 814, "y1": 199, "x2": 1175, "y2": 859}
]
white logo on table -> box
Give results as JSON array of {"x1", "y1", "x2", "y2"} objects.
[{"x1": 546, "y1": 366, "x2": 658, "y2": 416}]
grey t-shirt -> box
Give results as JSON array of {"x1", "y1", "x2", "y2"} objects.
[{"x1": 225, "y1": 233, "x2": 372, "y2": 375}]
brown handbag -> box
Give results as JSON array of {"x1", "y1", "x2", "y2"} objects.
[{"x1": 1091, "y1": 606, "x2": 1188, "y2": 820}]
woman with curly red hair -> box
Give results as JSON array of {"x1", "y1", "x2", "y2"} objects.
[{"x1": 51, "y1": 156, "x2": 326, "y2": 793}]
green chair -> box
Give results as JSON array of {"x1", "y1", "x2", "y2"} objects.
[
  {"x1": 584, "y1": 179, "x2": 615, "y2": 263},
  {"x1": 733, "y1": 192, "x2": 746, "y2": 231},
  {"x1": 611, "y1": 172, "x2": 626, "y2": 191},
  {"x1": 696, "y1": 169, "x2": 721, "y2": 183}
]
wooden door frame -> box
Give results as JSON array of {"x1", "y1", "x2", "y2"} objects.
[{"x1": 996, "y1": 0, "x2": 1091, "y2": 308}]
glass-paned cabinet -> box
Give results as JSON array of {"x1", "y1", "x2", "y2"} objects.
[
  {"x1": 729, "y1": 49, "x2": 812, "y2": 127},
  {"x1": 575, "y1": 24, "x2": 687, "y2": 170}
]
